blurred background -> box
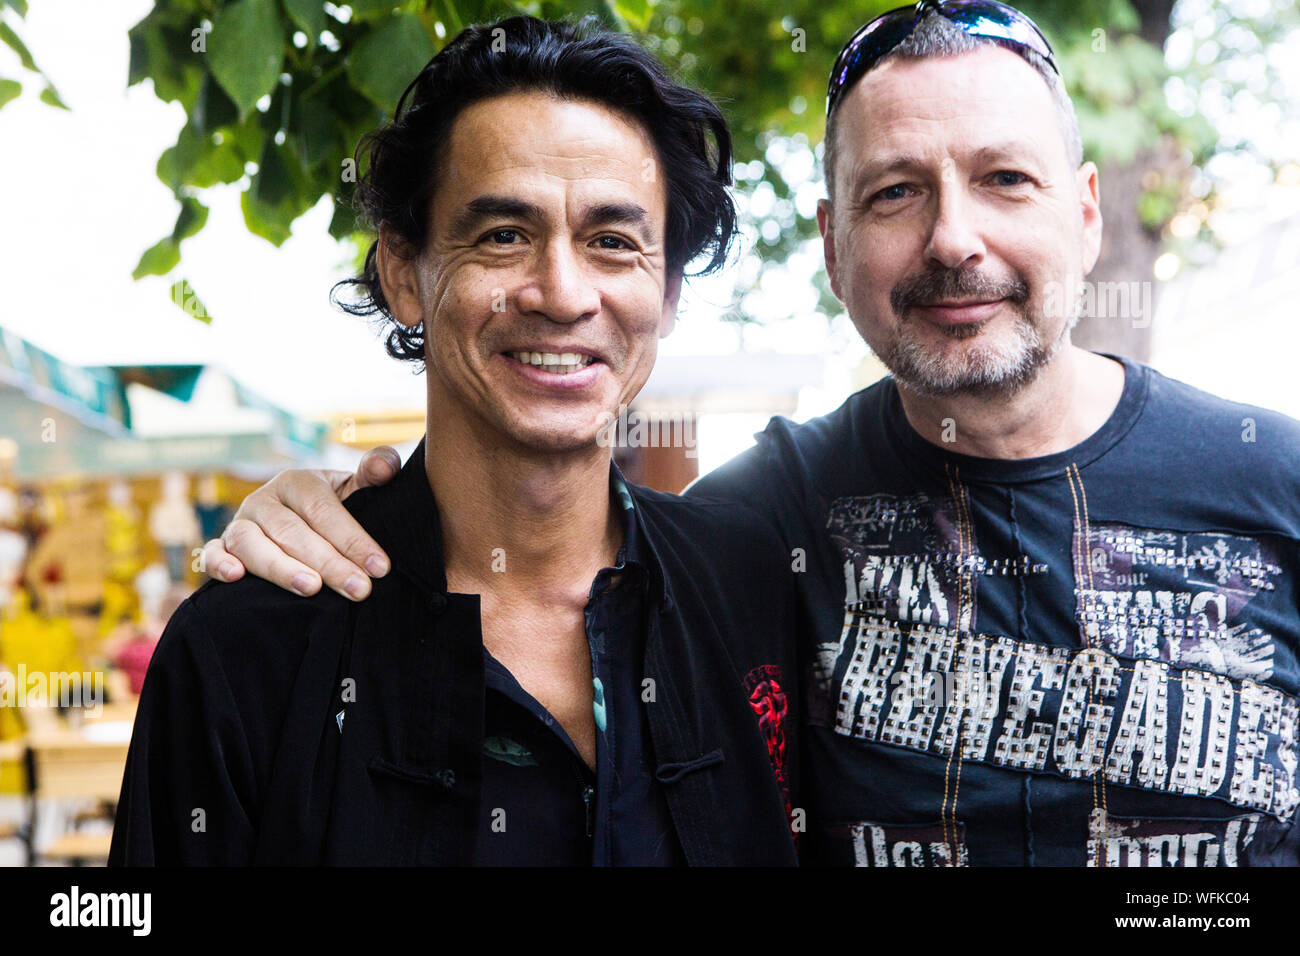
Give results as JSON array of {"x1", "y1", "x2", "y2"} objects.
[{"x1": 0, "y1": 0, "x2": 1297, "y2": 865}]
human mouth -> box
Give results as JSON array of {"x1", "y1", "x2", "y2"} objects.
[
  {"x1": 505, "y1": 351, "x2": 598, "y2": 375},
  {"x1": 915, "y1": 299, "x2": 1004, "y2": 324}
]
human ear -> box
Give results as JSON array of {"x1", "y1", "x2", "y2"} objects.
[
  {"x1": 1076, "y1": 162, "x2": 1103, "y2": 275},
  {"x1": 659, "y1": 269, "x2": 683, "y2": 338},
  {"x1": 818, "y1": 199, "x2": 844, "y2": 302},
  {"x1": 376, "y1": 226, "x2": 425, "y2": 328}
]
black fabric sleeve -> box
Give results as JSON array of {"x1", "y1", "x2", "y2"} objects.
[{"x1": 108, "y1": 599, "x2": 259, "y2": 865}]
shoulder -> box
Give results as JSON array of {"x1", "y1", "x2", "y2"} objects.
[
  {"x1": 631, "y1": 482, "x2": 782, "y2": 544},
  {"x1": 759, "y1": 378, "x2": 893, "y2": 457},
  {"x1": 688, "y1": 379, "x2": 893, "y2": 503},
  {"x1": 1143, "y1": 364, "x2": 1300, "y2": 438},
  {"x1": 149, "y1": 576, "x2": 350, "y2": 704},
  {"x1": 628, "y1": 482, "x2": 792, "y2": 585},
  {"x1": 339, "y1": 476, "x2": 396, "y2": 529},
  {"x1": 1123, "y1": 363, "x2": 1300, "y2": 530},
  {"x1": 1139, "y1": 364, "x2": 1300, "y2": 471}
]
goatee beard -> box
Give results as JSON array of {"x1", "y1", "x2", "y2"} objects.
[{"x1": 882, "y1": 266, "x2": 1070, "y2": 398}]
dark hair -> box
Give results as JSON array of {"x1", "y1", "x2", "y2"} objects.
[{"x1": 332, "y1": 15, "x2": 736, "y2": 365}]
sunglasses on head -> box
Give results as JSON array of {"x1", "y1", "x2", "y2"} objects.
[{"x1": 826, "y1": 0, "x2": 1058, "y2": 116}]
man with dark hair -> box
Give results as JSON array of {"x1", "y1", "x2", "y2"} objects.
[
  {"x1": 110, "y1": 16, "x2": 799, "y2": 866},
  {"x1": 212, "y1": 1, "x2": 1300, "y2": 867}
]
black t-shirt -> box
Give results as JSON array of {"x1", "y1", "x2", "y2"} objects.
[{"x1": 691, "y1": 356, "x2": 1300, "y2": 866}]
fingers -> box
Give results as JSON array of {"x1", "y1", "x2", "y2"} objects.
[
  {"x1": 221, "y1": 517, "x2": 329, "y2": 597},
  {"x1": 213, "y1": 463, "x2": 395, "y2": 601},
  {"x1": 226, "y1": 470, "x2": 390, "y2": 600},
  {"x1": 201, "y1": 537, "x2": 246, "y2": 583},
  {"x1": 286, "y1": 476, "x2": 390, "y2": 585},
  {"x1": 355, "y1": 446, "x2": 401, "y2": 490}
]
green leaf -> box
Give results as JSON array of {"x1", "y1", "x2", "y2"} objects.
[
  {"x1": 346, "y1": 13, "x2": 436, "y2": 111},
  {"x1": 295, "y1": 95, "x2": 342, "y2": 167},
  {"x1": 613, "y1": 0, "x2": 654, "y2": 32},
  {"x1": 191, "y1": 142, "x2": 249, "y2": 186},
  {"x1": 240, "y1": 189, "x2": 293, "y2": 245},
  {"x1": 242, "y1": 137, "x2": 315, "y2": 246},
  {"x1": 253, "y1": 138, "x2": 298, "y2": 205},
  {"x1": 328, "y1": 198, "x2": 360, "y2": 240},
  {"x1": 0, "y1": 19, "x2": 37, "y2": 71},
  {"x1": 2, "y1": 1, "x2": 30, "y2": 17},
  {"x1": 157, "y1": 123, "x2": 246, "y2": 190},
  {"x1": 171, "y1": 196, "x2": 209, "y2": 242},
  {"x1": 283, "y1": 0, "x2": 326, "y2": 43},
  {"x1": 37, "y1": 84, "x2": 66, "y2": 109},
  {"x1": 127, "y1": 15, "x2": 159, "y2": 89},
  {"x1": 127, "y1": 9, "x2": 205, "y2": 106},
  {"x1": 169, "y1": 278, "x2": 213, "y2": 324},
  {"x1": 429, "y1": 0, "x2": 464, "y2": 37},
  {"x1": 132, "y1": 237, "x2": 181, "y2": 279},
  {"x1": 347, "y1": 0, "x2": 403, "y2": 21},
  {"x1": 192, "y1": 72, "x2": 240, "y2": 134},
  {"x1": 220, "y1": 116, "x2": 267, "y2": 164},
  {"x1": 0, "y1": 77, "x2": 20, "y2": 109},
  {"x1": 208, "y1": 0, "x2": 284, "y2": 118}
]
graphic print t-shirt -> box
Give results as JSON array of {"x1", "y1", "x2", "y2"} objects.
[{"x1": 690, "y1": 356, "x2": 1300, "y2": 866}]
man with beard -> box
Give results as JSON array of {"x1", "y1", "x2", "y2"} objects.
[{"x1": 205, "y1": 2, "x2": 1300, "y2": 866}]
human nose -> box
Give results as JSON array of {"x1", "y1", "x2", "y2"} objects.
[
  {"x1": 924, "y1": 184, "x2": 985, "y2": 271},
  {"x1": 514, "y1": 240, "x2": 601, "y2": 324}
]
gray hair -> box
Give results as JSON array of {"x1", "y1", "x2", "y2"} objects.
[{"x1": 823, "y1": 11, "x2": 1083, "y2": 199}]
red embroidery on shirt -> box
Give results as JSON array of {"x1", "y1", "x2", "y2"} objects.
[{"x1": 745, "y1": 664, "x2": 792, "y2": 831}]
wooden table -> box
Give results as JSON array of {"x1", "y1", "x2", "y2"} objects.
[
  {"x1": 26, "y1": 721, "x2": 132, "y2": 801},
  {"x1": 20, "y1": 707, "x2": 135, "y2": 864}
]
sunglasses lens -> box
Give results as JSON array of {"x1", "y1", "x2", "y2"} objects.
[
  {"x1": 827, "y1": 1, "x2": 1058, "y2": 115},
  {"x1": 828, "y1": 11, "x2": 917, "y2": 109},
  {"x1": 940, "y1": 1, "x2": 1056, "y2": 63}
]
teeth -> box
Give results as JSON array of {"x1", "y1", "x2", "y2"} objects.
[{"x1": 508, "y1": 351, "x2": 595, "y2": 374}]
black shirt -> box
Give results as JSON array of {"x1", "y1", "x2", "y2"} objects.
[
  {"x1": 473, "y1": 473, "x2": 683, "y2": 865},
  {"x1": 110, "y1": 440, "x2": 798, "y2": 866},
  {"x1": 691, "y1": 356, "x2": 1300, "y2": 866},
  {"x1": 474, "y1": 648, "x2": 593, "y2": 865}
]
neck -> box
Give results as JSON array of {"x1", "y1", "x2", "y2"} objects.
[
  {"x1": 896, "y1": 345, "x2": 1126, "y2": 460},
  {"x1": 424, "y1": 399, "x2": 621, "y2": 596}
]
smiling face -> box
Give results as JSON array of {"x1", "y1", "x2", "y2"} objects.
[
  {"x1": 819, "y1": 45, "x2": 1102, "y2": 397},
  {"x1": 380, "y1": 91, "x2": 678, "y2": 453}
]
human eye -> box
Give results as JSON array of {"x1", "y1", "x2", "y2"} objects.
[
  {"x1": 989, "y1": 170, "x2": 1032, "y2": 187},
  {"x1": 484, "y1": 228, "x2": 523, "y2": 245},
  {"x1": 871, "y1": 183, "x2": 914, "y2": 204},
  {"x1": 591, "y1": 234, "x2": 634, "y2": 251}
]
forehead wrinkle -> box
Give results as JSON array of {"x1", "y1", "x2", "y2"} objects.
[
  {"x1": 438, "y1": 93, "x2": 668, "y2": 243},
  {"x1": 841, "y1": 108, "x2": 1057, "y2": 189},
  {"x1": 461, "y1": 107, "x2": 657, "y2": 171},
  {"x1": 840, "y1": 58, "x2": 1067, "y2": 175}
]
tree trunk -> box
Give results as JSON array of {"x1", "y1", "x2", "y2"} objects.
[
  {"x1": 1071, "y1": 0, "x2": 1178, "y2": 363},
  {"x1": 1073, "y1": 148, "x2": 1165, "y2": 362}
]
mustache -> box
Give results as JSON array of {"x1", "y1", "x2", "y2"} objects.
[{"x1": 890, "y1": 268, "x2": 1030, "y2": 317}]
